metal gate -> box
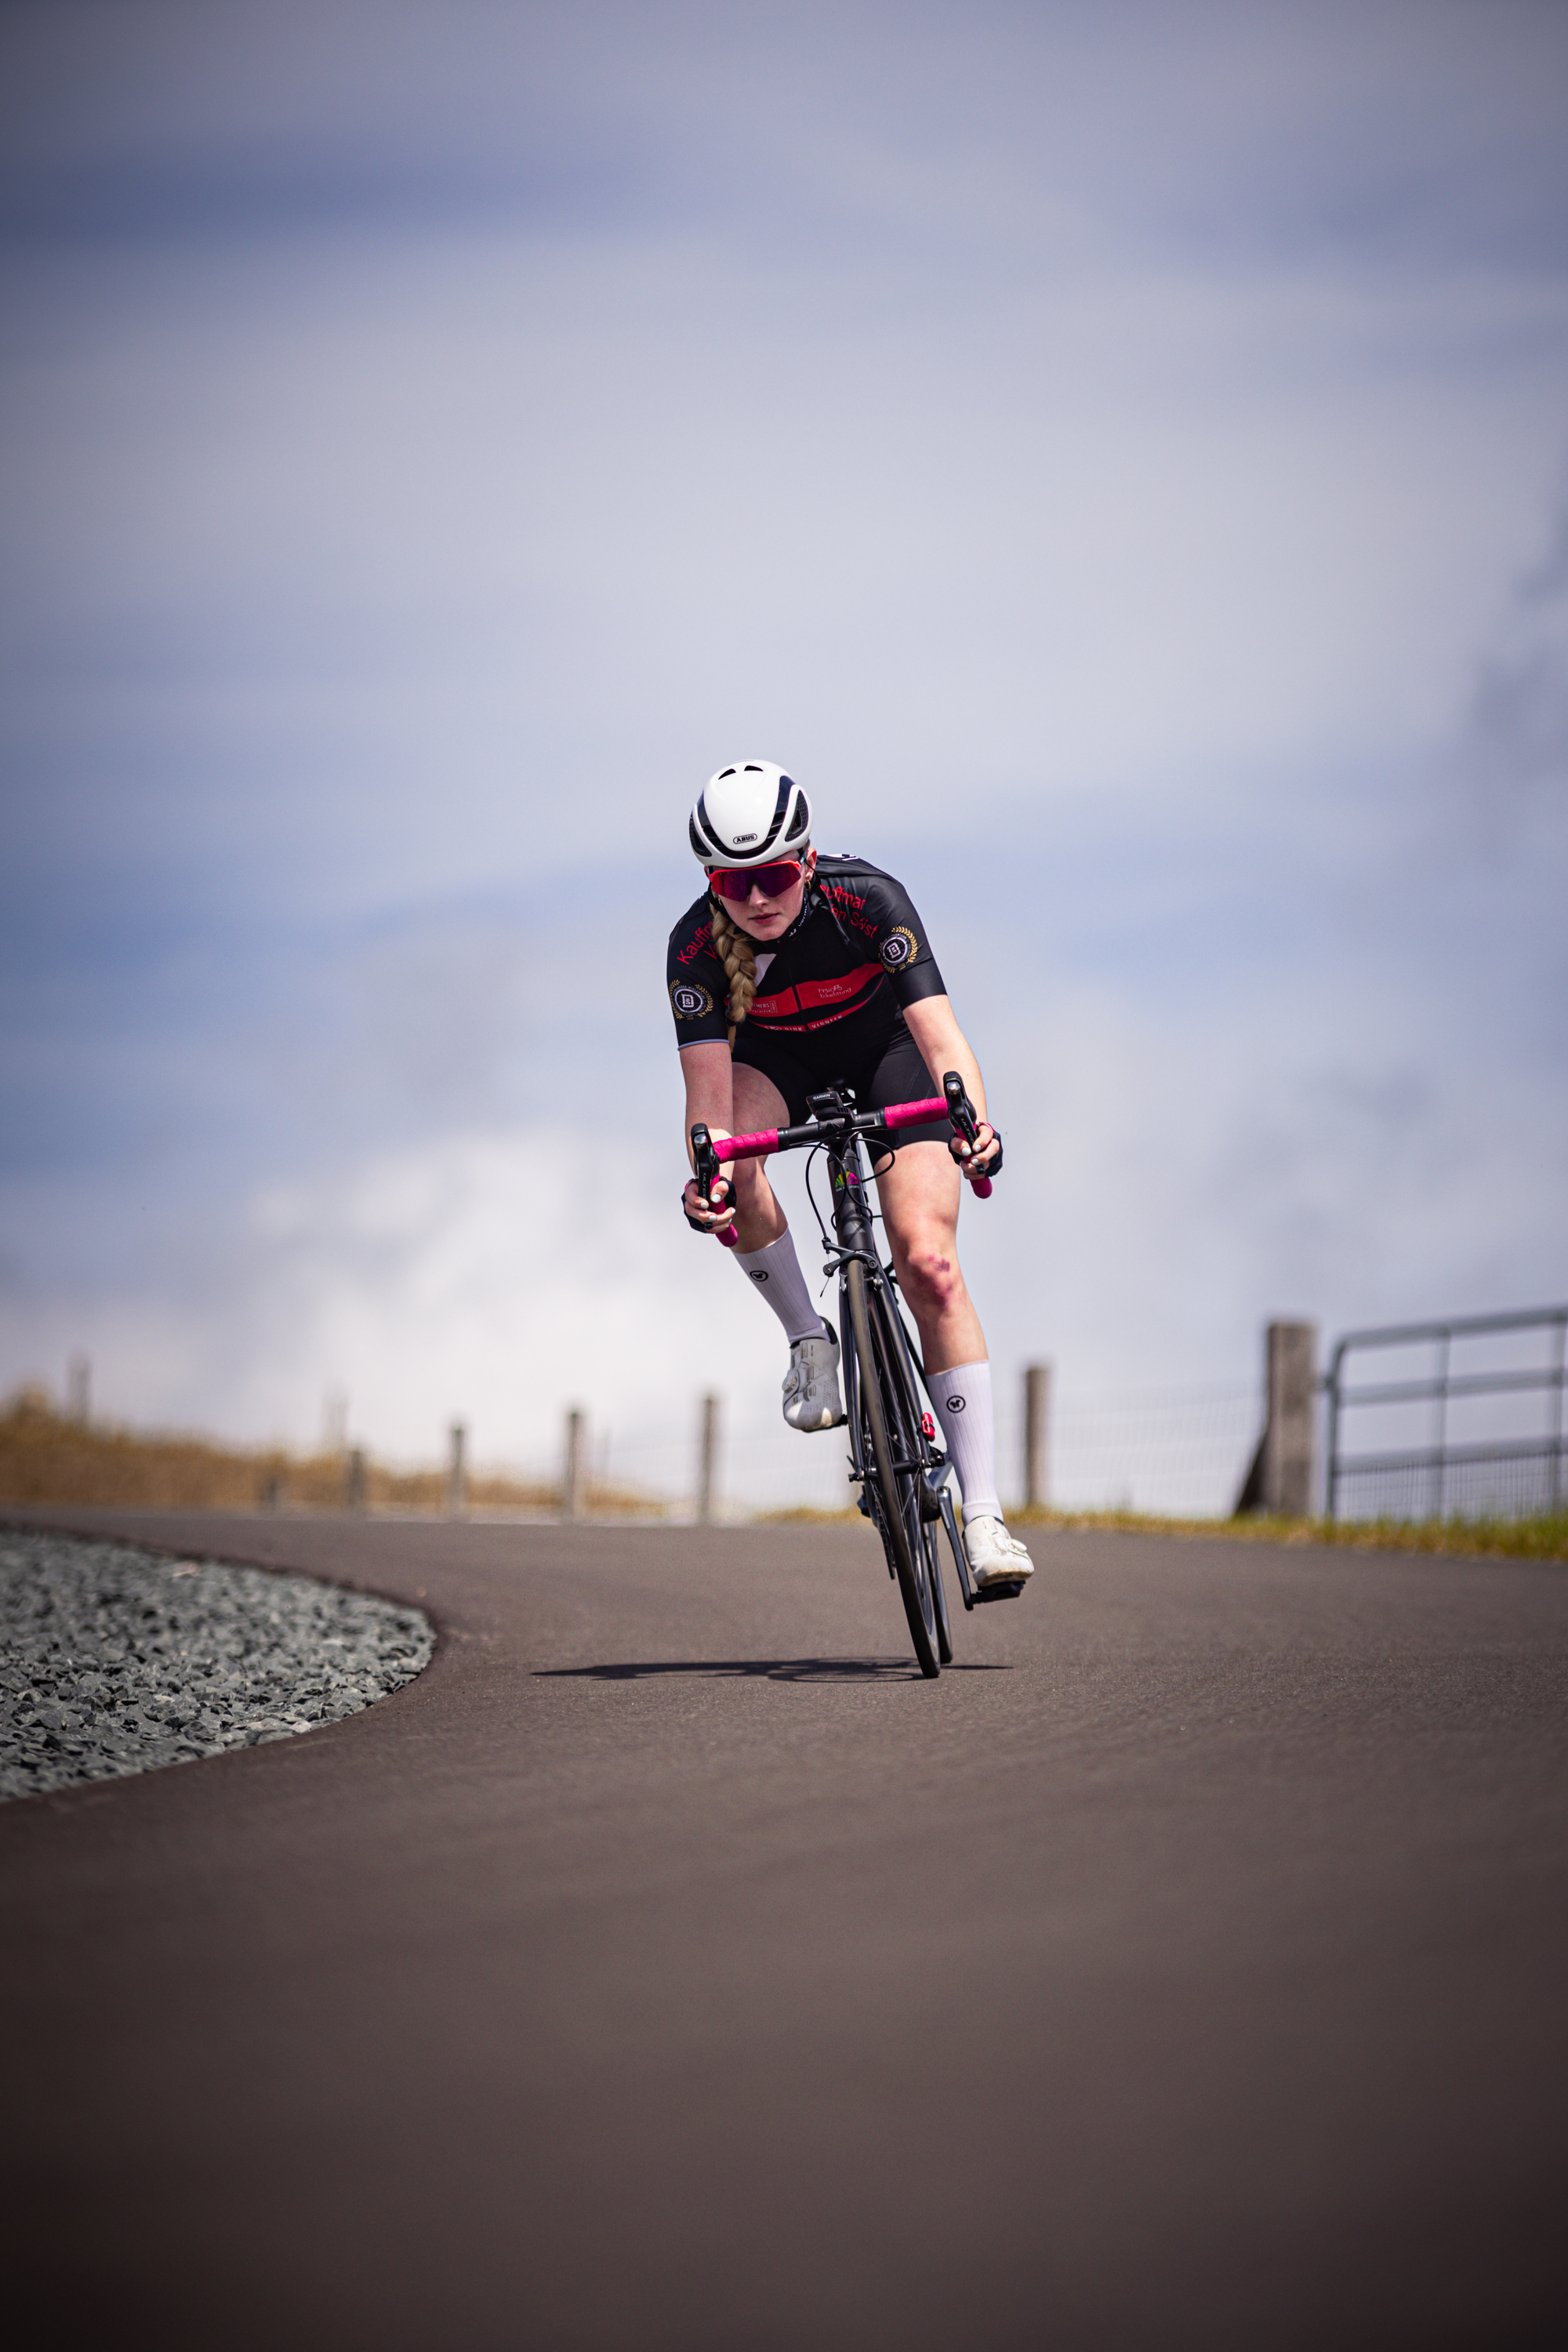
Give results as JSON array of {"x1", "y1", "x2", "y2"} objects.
[{"x1": 1324, "y1": 1305, "x2": 1567, "y2": 1522}]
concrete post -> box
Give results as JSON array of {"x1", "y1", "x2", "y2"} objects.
[
  {"x1": 1023, "y1": 1363, "x2": 1051, "y2": 1510},
  {"x1": 67, "y1": 1352, "x2": 91, "y2": 1425},
  {"x1": 698, "y1": 1393, "x2": 720, "y2": 1525},
  {"x1": 563, "y1": 1409, "x2": 586, "y2": 1521},
  {"x1": 446, "y1": 1421, "x2": 467, "y2": 1519},
  {"x1": 345, "y1": 1447, "x2": 367, "y2": 1513},
  {"x1": 1262, "y1": 1321, "x2": 1317, "y2": 1515}
]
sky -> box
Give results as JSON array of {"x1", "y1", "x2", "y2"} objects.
[{"x1": 2, "y1": 0, "x2": 1565, "y2": 1510}]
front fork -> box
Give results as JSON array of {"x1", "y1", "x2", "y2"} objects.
[
  {"x1": 830, "y1": 1145, "x2": 887, "y2": 1553},
  {"x1": 831, "y1": 1143, "x2": 970, "y2": 1595}
]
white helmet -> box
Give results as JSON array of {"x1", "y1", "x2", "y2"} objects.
[{"x1": 689, "y1": 760, "x2": 812, "y2": 869}]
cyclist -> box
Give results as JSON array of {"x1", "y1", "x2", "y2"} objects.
[{"x1": 671, "y1": 759, "x2": 1033, "y2": 1591}]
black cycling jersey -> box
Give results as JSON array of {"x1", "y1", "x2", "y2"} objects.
[{"x1": 666, "y1": 855, "x2": 946, "y2": 1065}]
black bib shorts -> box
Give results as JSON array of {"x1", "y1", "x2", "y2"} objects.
[{"x1": 731, "y1": 1020, "x2": 949, "y2": 1156}]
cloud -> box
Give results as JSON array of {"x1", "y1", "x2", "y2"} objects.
[{"x1": 2, "y1": 0, "x2": 1566, "y2": 1508}]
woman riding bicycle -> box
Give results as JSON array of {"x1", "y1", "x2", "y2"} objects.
[{"x1": 671, "y1": 760, "x2": 1033, "y2": 1592}]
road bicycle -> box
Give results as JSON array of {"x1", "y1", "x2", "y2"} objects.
[{"x1": 691, "y1": 1072, "x2": 1027, "y2": 1679}]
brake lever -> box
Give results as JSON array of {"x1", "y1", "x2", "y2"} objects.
[
  {"x1": 689, "y1": 1123, "x2": 740, "y2": 1247},
  {"x1": 942, "y1": 1071, "x2": 996, "y2": 1197}
]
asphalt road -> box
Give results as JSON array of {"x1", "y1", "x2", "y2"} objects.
[{"x1": 3, "y1": 1506, "x2": 1566, "y2": 2350}]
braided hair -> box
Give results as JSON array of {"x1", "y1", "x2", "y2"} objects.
[{"x1": 707, "y1": 895, "x2": 757, "y2": 1048}]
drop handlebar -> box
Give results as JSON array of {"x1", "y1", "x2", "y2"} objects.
[{"x1": 688, "y1": 1073, "x2": 997, "y2": 1244}]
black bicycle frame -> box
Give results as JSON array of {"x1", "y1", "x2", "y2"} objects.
[{"x1": 805, "y1": 1087, "x2": 979, "y2": 1610}]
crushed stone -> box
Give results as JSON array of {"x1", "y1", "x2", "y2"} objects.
[{"x1": 1, "y1": 1528, "x2": 434, "y2": 1802}]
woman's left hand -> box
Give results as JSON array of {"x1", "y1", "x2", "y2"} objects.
[{"x1": 949, "y1": 1120, "x2": 1001, "y2": 1177}]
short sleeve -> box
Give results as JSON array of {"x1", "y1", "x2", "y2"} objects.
[
  {"x1": 865, "y1": 875, "x2": 946, "y2": 1007},
  {"x1": 666, "y1": 903, "x2": 731, "y2": 1046}
]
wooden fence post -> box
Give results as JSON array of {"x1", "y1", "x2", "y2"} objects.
[
  {"x1": 1024, "y1": 1362, "x2": 1051, "y2": 1510},
  {"x1": 563, "y1": 1409, "x2": 586, "y2": 1521},
  {"x1": 698, "y1": 1393, "x2": 720, "y2": 1525}
]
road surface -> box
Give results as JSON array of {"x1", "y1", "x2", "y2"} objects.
[{"x1": 2, "y1": 1506, "x2": 1565, "y2": 2348}]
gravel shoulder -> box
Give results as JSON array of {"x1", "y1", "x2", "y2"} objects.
[{"x1": 0, "y1": 1525, "x2": 434, "y2": 1801}]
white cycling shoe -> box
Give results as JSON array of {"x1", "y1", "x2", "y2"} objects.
[
  {"x1": 964, "y1": 1515, "x2": 1035, "y2": 1588},
  {"x1": 782, "y1": 1323, "x2": 847, "y2": 1432}
]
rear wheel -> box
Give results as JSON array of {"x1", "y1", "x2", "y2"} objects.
[{"x1": 847, "y1": 1259, "x2": 940, "y2": 1679}]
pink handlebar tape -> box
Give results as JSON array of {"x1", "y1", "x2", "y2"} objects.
[
  {"x1": 881, "y1": 1094, "x2": 949, "y2": 1132},
  {"x1": 710, "y1": 1124, "x2": 779, "y2": 1162},
  {"x1": 701, "y1": 1094, "x2": 992, "y2": 1236},
  {"x1": 715, "y1": 1095, "x2": 949, "y2": 1164}
]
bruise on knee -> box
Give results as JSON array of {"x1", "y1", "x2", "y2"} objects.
[{"x1": 899, "y1": 1239, "x2": 962, "y2": 1311}]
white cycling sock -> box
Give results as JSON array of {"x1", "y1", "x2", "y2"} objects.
[
  {"x1": 930, "y1": 1358, "x2": 1004, "y2": 1523},
  {"x1": 734, "y1": 1229, "x2": 828, "y2": 1345}
]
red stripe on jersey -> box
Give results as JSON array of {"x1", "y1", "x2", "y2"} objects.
[
  {"x1": 750, "y1": 962, "x2": 882, "y2": 1023},
  {"x1": 795, "y1": 962, "x2": 881, "y2": 1011},
  {"x1": 750, "y1": 984, "x2": 800, "y2": 1019},
  {"x1": 747, "y1": 1002, "x2": 865, "y2": 1035}
]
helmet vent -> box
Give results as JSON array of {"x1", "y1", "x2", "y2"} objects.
[
  {"x1": 744, "y1": 763, "x2": 763, "y2": 771},
  {"x1": 719, "y1": 766, "x2": 735, "y2": 779}
]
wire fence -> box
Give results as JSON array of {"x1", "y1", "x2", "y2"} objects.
[
  {"x1": 514, "y1": 1341, "x2": 1566, "y2": 1526},
  {"x1": 485, "y1": 1374, "x2": 1266, "y2": 1523},
  {"x1": 32, "y1": 1316, "x2": 1564, "y2": 1526},
  {"x1": 1019, "y1": 1380, "x2": 1261, "y2": 1519},
  {"x1": 1329, "y1": 1444, "x2": 1564, "y2": 1523}
]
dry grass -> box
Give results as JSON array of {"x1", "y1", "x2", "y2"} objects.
[
  {"x1": 754, "y1": 1504, "x2": 866, "y2": 1525},
  {"x1": 0, "y1": 1388, "x2": 662, "y2": 1519},
  {"x1": 8, "y1": 1386, "x2": 1559, "y2": 1553},
  {"x1": 1009, "y1": 1501, "x2": 1568, "y2": 1562},
  {"x1": 758, "y1": 1499, "x2": 1567, "y2": 1556}
]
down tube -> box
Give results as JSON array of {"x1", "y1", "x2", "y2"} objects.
[{"x1": 840, "y1": 1261, "x2": 869, "y2": 1494}]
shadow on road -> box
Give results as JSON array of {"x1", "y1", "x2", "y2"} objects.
[{"x1": 535, "y1": 1656, "x2": 1010, "y2": 1684}]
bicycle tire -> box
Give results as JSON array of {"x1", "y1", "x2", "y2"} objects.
[
  {"x1": 877, "y1": 1294, "x2": 952, "y2": 1666},
  {"x1": 847, "y1": 1259, "x2": 940, "y2": 1679},
  {"x1": 869, "y1": 1292, "x2": 953, "y2": 1661},
  {"x1": 882, "y1": 1299, "x2": 954, "y2": 1664}
]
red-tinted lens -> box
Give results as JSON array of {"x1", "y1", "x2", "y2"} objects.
[{"x1": 709, "y1": 859, "x2": 803, "y2": 902}]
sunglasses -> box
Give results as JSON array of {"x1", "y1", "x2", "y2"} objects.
[{"x1": 707, "y1": 858, "x2": 807, "y2": 903}]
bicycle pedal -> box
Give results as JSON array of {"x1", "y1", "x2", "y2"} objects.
[{"x1": 972, "y1": 1577, "x2": 1026, "y2": 1603}]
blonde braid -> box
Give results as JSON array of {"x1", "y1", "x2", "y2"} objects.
[{"x1": 708, "y1": 897, "x2": 757, "y2": 1047}]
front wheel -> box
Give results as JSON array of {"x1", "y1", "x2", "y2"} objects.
[{"x1": 846, "y1": 1258, "x2": 941, "y2": 1679}]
